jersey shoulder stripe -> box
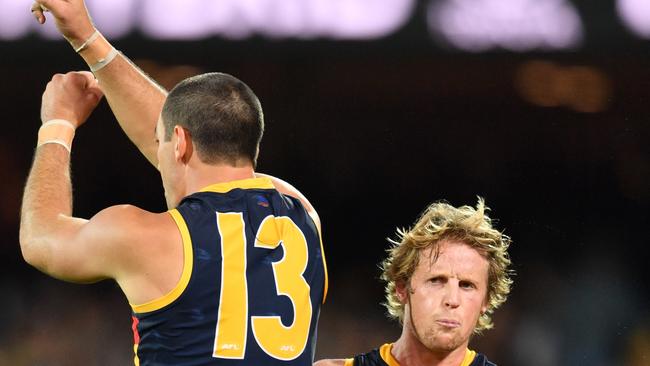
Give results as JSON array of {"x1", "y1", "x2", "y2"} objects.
[{"x1": 130, "y1": 209, "x2": 194, "y2": 313}]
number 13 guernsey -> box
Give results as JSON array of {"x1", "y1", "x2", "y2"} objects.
[{"x1": 131, "y1": 177, "x2": 328, "y2": 365}]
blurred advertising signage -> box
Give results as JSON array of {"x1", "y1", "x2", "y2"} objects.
[
  {"x1": 617, "y1": 0, "x2": 650, "y2": 38},
  {"x1": 428, "y1": 0, "x2": 583, "y2": 52},
  {"x1": 2, "y1": 0, "x2": 645, "y2": 51},
  {"x1": 0, "y1": 0, "x2": 415, "y2": 40}
]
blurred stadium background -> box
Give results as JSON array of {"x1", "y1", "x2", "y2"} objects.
[{"x1": 1, "y1": 0, "x2": 649, "y2": 364}]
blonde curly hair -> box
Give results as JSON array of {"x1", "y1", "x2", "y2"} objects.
[{"x1": 381, "y1": 198, "x2": 513, "y2": 333}]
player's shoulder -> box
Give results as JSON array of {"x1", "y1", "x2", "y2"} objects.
[
  {"x1": 92, "y1": 204, "x2": 165, "y2": 226},
  {"x1": 90, "y1": 204, "x2": 176, "y2": 244},
  {"x1": 472, "y1": 352, "x2": 497, "y2": 366},
  {"x1": 254, "y1": 172, "x2": 308, "y2": 199},
  {"x1": 316, "y1": 346, "x2": 386, "y2": 366},
  {"x1": 254, "y1": 172, "x2": 321, "y2": 231},
  {"x1": 314, "y1": 359, "x2": 348, "y2": 366},
  {"x1": 91, "y1": 204, "x2": 181, "y2": 271}
]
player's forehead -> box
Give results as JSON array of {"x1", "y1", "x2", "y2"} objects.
[{"x1": 416, "y1": 240, "x2": 489, "y2": 277}]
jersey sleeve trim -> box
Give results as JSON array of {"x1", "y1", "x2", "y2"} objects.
[
  {"x1": 131, "y1": 209, "x2": 194, "y2": 313},
  {"x1": 319, "y1": 233, "x2": 329, "y2": 303},
  {"x1": 461, "y1": 349, "x2": 477, "y2": 366},
  {"x1": 200, "y1": 177, "x2": 274, "y2": 193},
  {"x1": 379, "y1": 343, "x2": 400, "y2": 366}
]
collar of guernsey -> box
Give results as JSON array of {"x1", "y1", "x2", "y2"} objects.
[
  {"x1": 369, "y1": 344, "x2": 477, "y2": 366},
  {"x1": 130, "y1": 177, "x2": 276, "y2": 313},
  {"x1": 200, "y1": 177, "x2": 275, "y2": 193}
]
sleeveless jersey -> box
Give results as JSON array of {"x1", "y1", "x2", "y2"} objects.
[
  {"x1": 131, "y1": 177, "x2": 327, "y2": 366},
  {"x1": 345, "y1": 344, "x2": 495, "y2": 366}
]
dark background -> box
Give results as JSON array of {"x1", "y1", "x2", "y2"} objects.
[{"x1": 1, "y1": 1, "x2": 649, "y2": 365}]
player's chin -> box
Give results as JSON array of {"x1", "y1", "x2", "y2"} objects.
[{"x1": 425, "y1": 332, "x2": 465, "y2": 353}]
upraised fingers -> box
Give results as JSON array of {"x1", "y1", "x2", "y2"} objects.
[
  {"x1": 75, "y1": 71, "x2": 104, "y2": 102},
  {"x1": 31, "y1": 2, "x2": 47, "y2": 24}
]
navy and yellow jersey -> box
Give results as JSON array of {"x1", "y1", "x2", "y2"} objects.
[
  {"x1": 130, "y1": 177, "x2": 328, "y2": 366},
  {"x1": 344, "y1": 344, "x2": 495, "y2": 366}
]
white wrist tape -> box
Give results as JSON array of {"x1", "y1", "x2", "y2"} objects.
[
  {"x1": 75, "y1": 30, "x2": 100, "y2": 53},
  {"x1": 37, "y1": 119, "x2": 76, "y2": 153},
  {"x1": 89, "y1": 48, "x2": 119, "y2": 72}
]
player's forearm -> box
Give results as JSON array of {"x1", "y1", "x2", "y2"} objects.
[
  {"x1": 78, "y1": 34, "x2": 167, "y2": 167},
  {"x1": 19, "y1": 145, "x2": 74, "y2": 269}
]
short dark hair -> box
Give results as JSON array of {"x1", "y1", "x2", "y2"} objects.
[{"x1": 161, "y1": 72, "x2": 264, "y2": 166}]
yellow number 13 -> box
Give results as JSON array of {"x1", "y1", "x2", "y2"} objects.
[{"x1": 213, "y1": 213, "x2": 312, "y2": 361}]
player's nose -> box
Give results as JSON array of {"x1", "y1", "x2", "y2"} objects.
[{"x1": 442, "y1": 283, "x2": 460, "y2": 308}]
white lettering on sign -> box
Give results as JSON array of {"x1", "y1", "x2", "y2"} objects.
[
  {"x1": 617, "y1": 0, "x2": 650, "y2": 38},
  {"x1": 427, "y1": 0, "x2": 583, "y2": 52},
  {"x1": 0, "y1": 0, "x2": 415, "y2": 41}
]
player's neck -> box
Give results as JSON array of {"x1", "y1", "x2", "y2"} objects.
[
  {"x1": 186, "y1": 163, "x2": 256, "y2": 193},
  {"x1": 392, "y1": 329, "x2": 469, "y2": 366}
]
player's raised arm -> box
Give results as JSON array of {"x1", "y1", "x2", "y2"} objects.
[
  {"x1": 31, "y1": 0, "x2": 166, "y2": 167},
  {"x1": 19, "y1": 71, "x2": 95, "y2": 276},
  {"x1": 19, "y1": 71, "x2": 134, "y2": 283}
]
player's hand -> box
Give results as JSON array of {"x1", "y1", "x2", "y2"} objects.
[
  {"x1": 31, "y1": 0, "x2": 95, "y2": 48},
  {"x1": 41, "y1": 71, "x2": 104, "y2": 128}
]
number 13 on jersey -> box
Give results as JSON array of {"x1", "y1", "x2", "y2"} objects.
[{"x1": 213, "y1": 212, "x2": 313, "y2": 361}]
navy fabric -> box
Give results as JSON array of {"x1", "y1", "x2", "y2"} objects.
[{"x1": 133, "y1": 186, "x2": 325, "y2": 366}]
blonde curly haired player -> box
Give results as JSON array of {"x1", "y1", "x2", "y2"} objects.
[
  {"x1": 382, "y1": 198, "x2": 513, "y2": 333},
  {"x1": 316, "y1": 199, "x2": 513, "y2": 366}
]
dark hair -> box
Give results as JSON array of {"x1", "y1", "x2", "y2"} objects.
[{"x1": 161, "y1": 72, "x2": 264, "y2": 166}]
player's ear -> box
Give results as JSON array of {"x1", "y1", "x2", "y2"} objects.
[
  {"x1": 395, "y1": 280, "x2": 409, "y2": 304},
  {"x1": 480, "y1": 301, "x2": 488, "y2": 316},
  {"x1": 173, "y1": 125, "x2": 193, "y2": 163}
]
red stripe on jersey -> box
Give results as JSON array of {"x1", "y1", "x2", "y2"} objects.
[{"x1": 131, "y1": 316, "x2": 141, "y2": 344}]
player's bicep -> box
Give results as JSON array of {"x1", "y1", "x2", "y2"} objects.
[{"x1": 31, "y1": 205, "x2": 144, "y2": 283}]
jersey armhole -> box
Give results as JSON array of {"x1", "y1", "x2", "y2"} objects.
[
  {"x1": 319, "y1": 232, "x2": 329, "y2": 303},
  {"x1": 130, "y1": 209, "x2": 194, "y2": 313}
]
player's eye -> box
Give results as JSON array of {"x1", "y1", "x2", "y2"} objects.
[{"x1": 459, "y1": 280, "x2": 476, "y2": 289}]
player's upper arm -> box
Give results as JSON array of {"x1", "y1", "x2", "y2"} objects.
[
  {"x1": 255, "y1": 172, "x2": 321, "y2": 232},
  {"x1": 21, "y1": 204, "x2": 153, "y2": 284}
]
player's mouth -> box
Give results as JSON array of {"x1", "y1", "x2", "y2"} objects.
[{"x1": 436, "y1": 319, "x2": 460, "y2": 328}]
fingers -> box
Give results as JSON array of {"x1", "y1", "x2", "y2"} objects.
[
  {"x1": 31, "y1": 2, "x2": 46, "y2": 24},
  {"x1": 51, "y1": 71, "x2": 102, "y2": 98},
  {"x1": 35, "y1": 0, "x2": 54, "y2": 12},
  {"x1": 42, "y1": 71, "x2": 103, "y2": 127},
  {"x1": 31, "y1": 0, "x2": 62, "y2": 24},
  {"x1": 73, "y1": 70, "x2": 95, "y2": 86},
  {"x1": 86, "y1": 83, "x2": 104, "y2": 103},
  {"x1": 71, "y1": 71, "x2": 104, "y2": 103}
]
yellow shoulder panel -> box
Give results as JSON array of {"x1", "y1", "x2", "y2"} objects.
[{"x1": 200, "y1": 177, "x2": 274, "y2": 193}]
